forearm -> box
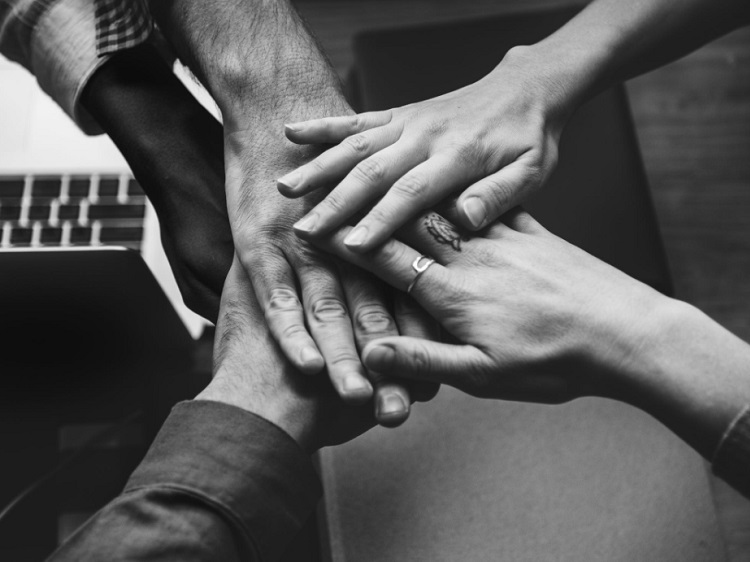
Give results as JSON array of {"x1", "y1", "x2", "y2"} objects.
[
  {"x1": 148, "y1": 0, "x2": 350, "y2": 131},
  {"x1": 501, "y1": 0, "x2": 750, "y2": 119},
  {"x1": 80, "y1": 44, "x2": 224, "y2": 214},
  {"x1": 602, "y1": 296, "x2": 750, "y2": 460}
]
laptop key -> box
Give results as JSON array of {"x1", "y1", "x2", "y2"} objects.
[
  {"x1": 33, "y1": 177, "x2": 62, "y2": 198},
  {"x1": 10, "y1": 227, "x2": 32, "y2": 245},
  {"x1": 0, "y1": 177, "x2": 25, "y2": 198},
  {"x1": 127, "y1": 179, "x2": 144, "y2": 196},
  {"x1": 68, "y1": 177, "x2": 91, "y2": 198},
  {"x1": 41, "y1": 227, "x2": 63, "y2": 244},
  {"x1": 70, "y1": 227, "x2": 93, "y2": 244},
  {"x1": 99, "y1": 226, "x2": 143, "y2": 243},
  {"x1": 58, "y1": 203, "x2": 80, "y2": 220},
  {"x1": 89, "y1": 202, "x2": 146, "y2": 220},
  {"x1": 28, "y1": 201, "x2": 52, "y2": 220},
  {"x1": 0, "y1": 201, "x2": 22, "y2": 221},
  {"x1": 98, "y1": 177, "x2": 120, "y2": 197}
]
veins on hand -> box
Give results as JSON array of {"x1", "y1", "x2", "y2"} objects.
[{"x1": 424, "y1": 213, "x2": 468, "y2": 251}]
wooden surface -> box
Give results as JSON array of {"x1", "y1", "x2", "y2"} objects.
[{"x1": 293, "y1": 0, "x2": 750, "y2": 559}]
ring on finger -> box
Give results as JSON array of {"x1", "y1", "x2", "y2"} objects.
[{"x1": 406, "y1": 255, "x2": 436, "y2": 295}]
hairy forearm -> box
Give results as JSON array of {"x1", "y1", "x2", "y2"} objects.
[
  {"x1": 603, "y1": 296, "x2": 750, "y2": 459},
  {"x1": 148, "y1": 0, "x2": 350, "y2": 131},
  {"x1": 503, "y1": 0, "x2": 750, "y2": 118}
]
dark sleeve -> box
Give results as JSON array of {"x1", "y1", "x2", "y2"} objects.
[
  {"x1": 712, "y1": 405, "x2": 750, "y2": 499},
  {"x1": 47, "y1": 400, "x2": 322, "y2": 562}
]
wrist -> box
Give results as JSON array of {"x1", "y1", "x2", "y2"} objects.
[
  {"x1": 196, "y1": 374, "x2": 318, "y2": 453},
  {"x1": 593, "y1": 294, "x2": 750, "y2": 457},
  {"x1": 499, "y1": 39, "x2": 610, "y2": 124}
]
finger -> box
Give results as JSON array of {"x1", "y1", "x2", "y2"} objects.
[
  {"x1": 499, "y1": 206, "x2": 547, "y2": 235},
  {"x1": 277, "y1": 127, "x2": 399, "y2": 197},
  {"x1": 340, "y1": 265, "x2": 411, "y2": 427},
  {"x1": 362, "y1": 337, "x2": 492, "y2": 392},
  {"x1": 456, "y1": 156, "x2": 542, "y2": 231},
  {"x1": 297, "y1": 257, "x2": 374, "y2": 403},
  {"x1": 343, "y1": 154, "x2": 472, "y2": 252},
  {"x1": 314, "y1": 226, "x2": 450, "y2": 297},
  {"x1": 242, "y1": 250, "x2": 325, "y2": 375},
  {"x1": 397, "y1": 211, "x2": 476, "y2": 264},
  {"x1": 393, "y1": 293, "x2": 441, "y2": 403},
  {"x1": 294, "y1": 140, "x2": 424, "y2": 237},
  {"x1": 284, "y1": 110, "x2": 393, "y2": 144}
]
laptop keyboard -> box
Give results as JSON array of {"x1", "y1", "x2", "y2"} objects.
[{"x1": 0, "y1": 174, "x2": 145, "y2": 251}]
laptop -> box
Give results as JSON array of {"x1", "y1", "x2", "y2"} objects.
[
  {"x1": 320, "y1": 8, "x2": 727, "y2": 561},
  {"x1": 0, "y1": 55, "x2": 210, "y2": 558},
  {"x1": 0, "y1": 54, "x2": 207, "y2": 338}
]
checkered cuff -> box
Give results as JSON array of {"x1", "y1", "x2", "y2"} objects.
[{"x1": 94, "y1": 0, "x2": 153, "y2": 56}]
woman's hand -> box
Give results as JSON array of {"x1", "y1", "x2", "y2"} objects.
[
  {"x1": 311, "y1": 208, "x2": 671, "y2": 404},
  {"x1": 278, "y1": 48, "x2": 570, "y2": 253}
]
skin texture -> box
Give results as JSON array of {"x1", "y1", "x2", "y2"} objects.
[
  {"x1": 147, "y1": 0, "x2": 439, "y2": 425},
  {"x1": 197, "y1": 258, "x2": 438, "y2": 452},
  {"x1": 281, "y1": 0, "x2": 750, "y2": 252},
  {"x1": 81, "y1": 44, "x2": 233, "y2": 322},
  {"x1": 313, "y1": 209, "x2": 750, "y2": 460}
]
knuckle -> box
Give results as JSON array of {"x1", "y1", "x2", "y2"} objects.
[
  {"x1": 353, "y1": 157, "x2": 386, "y2": 184},
  {"x1": 371, "y1": 238, "x2": 408, "y2": 270},
  {"x1": 321, "y1": 190, "x2": 348, "y2": 213},
  {"x1": 353, "y1": 304, "x2": 395, "y2": 335},
  {"x1": 393, "y1": 173, "x2": 427, "y2": 202},
  {"x1": 450, "y1": 140, "x2": 484, "y2": 166},
  {"x1": 344, "y1": 134, "x2": 370, "y2": 154},
  {"x1": 267, "y1": 288, "x2": 302, "y2": 313},
  {"x1": 350, "y1": 114, "x2": 363, "y2": 132},
  {"x1": 409, "y1": 343, "x2": 431, "y2": 372},
  {"x1": 280, "y1": 323, "x2": 308, "y2": 340},
  {"x1": 326, "y1": 349, "x2": 362, "y2": 368},
  {"x1": 310, "y1": 297, "x2": 349, "y2": 322}
]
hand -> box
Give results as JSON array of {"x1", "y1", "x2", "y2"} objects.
[
  {"x1": 81, "y1": 45, "x2": 233, "y2": 322},
  {"x1": 312, "y1": 208, "x2": 668, "y2": 404},
  {"x1": 278, "y1": 48, "x2": 570, "y2": 252},
  {"x1": 225, "y1": 125, "x2": 438, "y2": 425},
  {"x1": 197, "y1": 258, "x2": 437, "y2": 450}
]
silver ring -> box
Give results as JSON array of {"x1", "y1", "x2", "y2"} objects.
[{"x1": 406, "y1": 255, "x2": 436, "y2": 295}]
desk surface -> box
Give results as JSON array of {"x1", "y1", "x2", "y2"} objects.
[{"x1": 294, "y1": 1, "x2": 750, "y2": 558}]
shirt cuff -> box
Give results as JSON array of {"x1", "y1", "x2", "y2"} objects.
[
  {"x1": 126, "y1": 400, "x2": 322, "y2": 561},
  {"x1": 29, "y1": 0, "x2": 106, "y2": 134},
  {"x1": 712, "y1": 404, "x2": 750, "y2": 499}
]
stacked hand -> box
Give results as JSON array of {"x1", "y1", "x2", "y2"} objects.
[
  {"x1": 198, "y1": 258, "x2": 438, "y2": 451},
  {"x1": 223, "y1": 120, "x2": 438, "y2": 426},
  {"x1": 311, "y1": 208, "x2": 666, "y2": 405},
  {"x1": 278, "y1": 49, "x2": 569, "y2": 252}
]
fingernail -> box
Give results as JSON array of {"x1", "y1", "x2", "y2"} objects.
[
  {"x1": 363, "y1": 345, "x2": 395, "y2": 369},
  {"x1": 463, "y1": 197, "x2": 487, "y2": 228},
  {"x1": 293, "y1": 213, "x2": 317, "y2": 233},
  {"x1": 285, "y1": 123, "x2": 303, "y2": 133},
  {"x1": 299, "y1": 346, "x2": 322, "y2": 367},
  {"x1": 341, "y1": 374, "x2": 373, "y2": 399},
  {"x1": 377, "y1": 392, "x2": 407, "y2": 417},
  {"x1": 344, "y1": 225, "x2": 368, "y2": 248},
  {"x1": 278, "y1": 170, "x2": 302, "y2": 190}
]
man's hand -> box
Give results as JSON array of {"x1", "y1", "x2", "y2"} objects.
[
  {"x1": 81, "y1": 44, "x2": 233, "y2": 321},
  {"x1": 225, "y1": 125, "x2": 438, "y2": 425},
  {"x1": 197, "y1": 258, "x2": 438, "y2": 451}
]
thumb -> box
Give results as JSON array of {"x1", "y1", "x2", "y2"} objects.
[
  {"x1": 456, "y1": 157, "x2": 541, "y2": 231},
  {"x1": 362, "y1": 337, "x2": 491, "y2": 390}
]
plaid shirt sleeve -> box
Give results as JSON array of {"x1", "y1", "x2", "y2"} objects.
[{"x1": 93, "y1": 0, "x2": 153, "y2": 56}]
